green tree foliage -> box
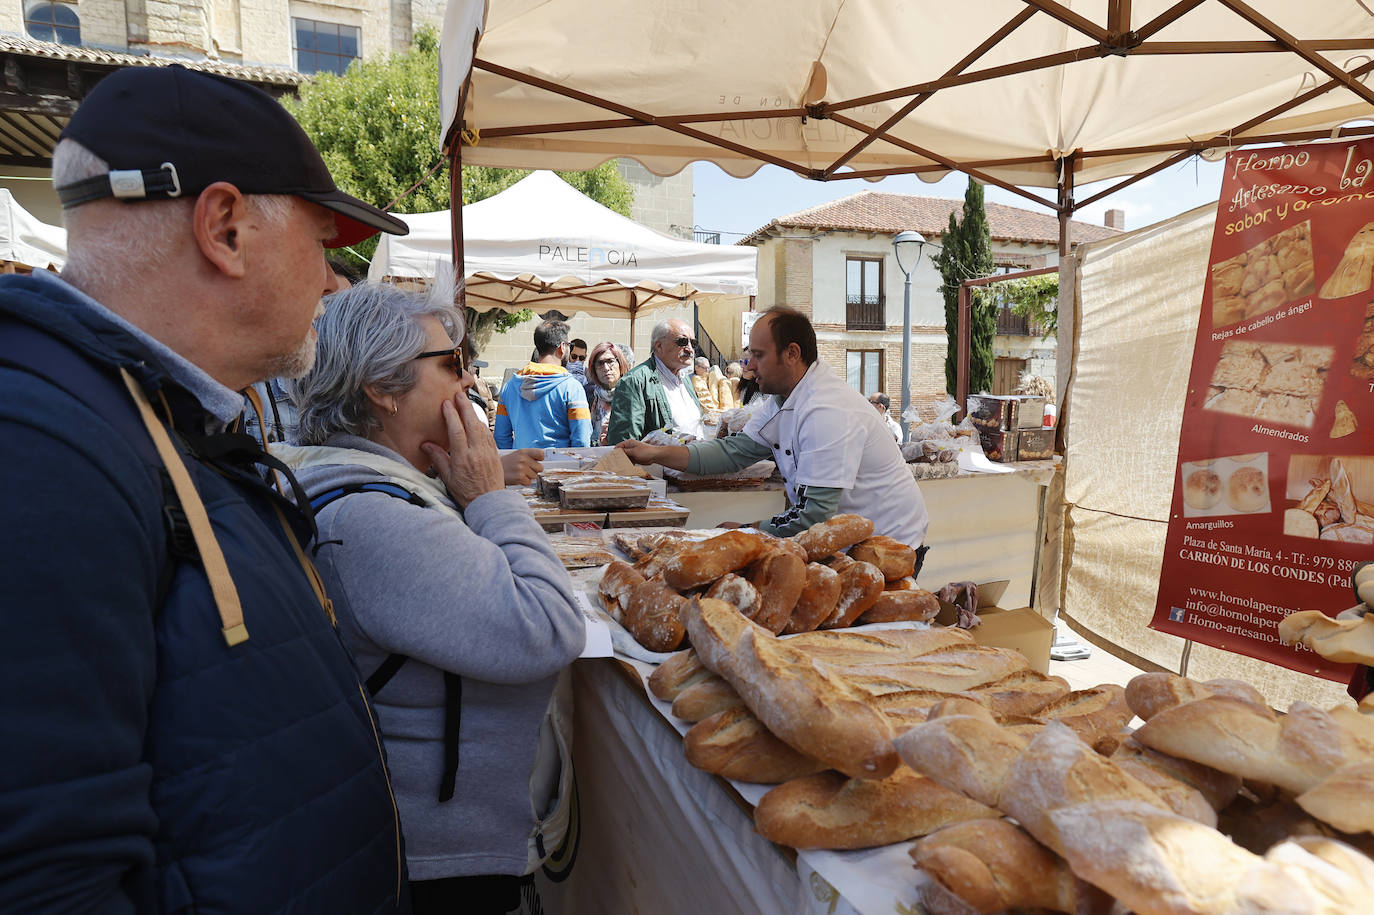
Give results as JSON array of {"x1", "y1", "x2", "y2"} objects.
[
  {"x1": 975, "y1": 273, "x2": 1058, "y2": 341},
  {"x1": 284, "y1": 27, "x2": 634, "y2": 340},
  {"x1": 933, "y1": 179, "x2": 996, "y2": 395}
]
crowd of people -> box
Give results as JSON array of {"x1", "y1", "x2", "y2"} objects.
[{"x1": 1, "y1": 64, "x2": 927, "y2": 915}]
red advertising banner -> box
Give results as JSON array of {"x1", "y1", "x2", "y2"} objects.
[{"x1": 1151, "y1": 141, "x2": 1374, "y2": 683}]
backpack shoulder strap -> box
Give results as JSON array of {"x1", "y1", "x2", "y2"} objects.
[{"x1": 310, "y1": 481, "x2": 429, "y2": 512}]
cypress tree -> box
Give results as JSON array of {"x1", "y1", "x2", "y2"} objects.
[{"x1": 934, "y1": 179, "x2": 996, "y2": 395}]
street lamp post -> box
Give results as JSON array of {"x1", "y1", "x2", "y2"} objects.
[{"x1": 892, "y1": 230, "x2": 926, "y2": 443}]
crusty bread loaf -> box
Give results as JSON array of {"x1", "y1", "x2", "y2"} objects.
[
  {"x1": 819, "y1": 551, "x2": 855, "y2": 571},
  {"x1": 681, "y1": 596, "x2": 766, "y2": 680},
  {"x1": 663, "y1": 530, "x2": 770, "y2": 590},
  {"x1": 1035, "y1": 684, "x2": 1132, "y2": 754},
  {"x1": 682, "y1": 706, "x2": 826, "y2": 783},
  {"x1": 780, "y1": 562, "x2": 841, "y2": 634},
  {"x1": 648, "y1": 648, "x2": 706, "y2": 701},
  {"x1": 704, "y1": 573, "x2": 761, "y2": 619},
  {"x1": 1133, "y1": 697, "x2": 1374, "y2": 795},
  {"x1": 670, "y1": 674, "x2": 743, "y2": 723},
  {"x1": 1279, "y1": 610, "x2": 1374, "y2": 665},
  {"x1": 910, "y1": 818, "x2": 1112, "y2": 915},
  {"x1": 1111, "y1": 736, "x2": 1242, "y2": 811},
  {"x1": 998, "y1": 722, "x2": 1171, "y2": 856},
  {"x1": 1110, "y1": 754, "x2": 1218, "y2": 827},
  {"x1": 635, "y1": 536, "x2": 688, "y2": 579},
  {"x1": 893, "y1": 714, "x2": 1028, "y2": 808},
  {"x1": 968, "y1": 669, "x2": 1070, "y2": 718},
  {"x1": 753, "y1": 766, "x2": 996, "y2": 850},
  {"x1": 1217, "y1": 793, "x2": 1327, "y2": 855},
  {"x1": 818, "y1": 560, "x2": 885, "y2": 629},
  {"x1": 1294, "y1": 759, "x2": 1374, "y2": 834},
  {"x1": 1125, "y1": 671, "x2": 1270, "y2": 721},
  {"x1": 836, "y1": 646, "x2": 1030, "y2": 696},
  {"x1": 848, "y1": 535, "x2": 917, "y2": 580},
  {"x1": 784, "y1": 625, "x2": 974, "y2": 659},
  {"x1": 1050, "y1": 799, "x2": 1374, "y2": 915},
  {"x1": 622, "y1": 576, "x2": 687, "y2": 652},
  {"x1": 726, "y1": 626, "x2": 899, "y2": 779},
  {"x1": 598, "y1": 560, "x2": 645, "y2": 624},
  {"x1": 792, "y1": 513, "x2": 874, "y2": 561},
  {"x1": 855, "y1": 588, "x2": 940, "y2": 624},
  {"x1": 743, "y1": 549, "x2": 806, "y2": 633},
  {"x1": 884, "y1": 576, "x2": 918, "y2": 591}
]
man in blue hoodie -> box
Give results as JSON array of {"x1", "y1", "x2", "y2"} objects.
[
  {"x1": 0, "y1": 67, "x2": 410, "y2": 913},
  {"x1": 495, "y1": 319, "x2": 592, "y2": 448}
]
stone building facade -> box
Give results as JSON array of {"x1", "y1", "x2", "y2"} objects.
[{"x1": 742, "y1": 191, "x2": 1122, "y2": 423}]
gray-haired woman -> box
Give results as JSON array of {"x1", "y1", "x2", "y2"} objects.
[{"x1": 280, "y1": 282, "x2": 585, "y2": 915}]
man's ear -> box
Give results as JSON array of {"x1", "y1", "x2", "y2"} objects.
[{"x1": 192, "y1": 182, "x2": 250, "y2": 279}]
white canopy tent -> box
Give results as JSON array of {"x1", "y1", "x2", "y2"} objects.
[
  {"x1": 369, "y1": 170, "x2": 757, "y2": 325},
  {"x1": 0, "y1": 189, "x2": 64, "y2": 271}
]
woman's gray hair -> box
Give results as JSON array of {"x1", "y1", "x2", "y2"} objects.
[
  {"x1": 694, "y1": 356, "x2": 710, "y2": 370},
  {"x1": 290, "y1": 280, "x2": 463, "y2": 445},
  {"x1": 726, "y1": 361, "x2": 742, "y2": 378}
]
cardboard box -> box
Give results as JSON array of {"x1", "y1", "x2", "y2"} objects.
[
  {"x1": 935, "y1": 580, "x2": 1055, "y2": 673},
  {"x1": 978, "y1": 428, "x2": 1019, "y2": 462},
  {"x1": 967, "y1": 394, "x2": 1047, "y2": 432},
  {"x1": 1017, "y1": 428, "x2": 1055, "y2": 461}
]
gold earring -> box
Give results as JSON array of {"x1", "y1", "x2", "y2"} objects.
[{"x1": 391, "y1": 403, "x2": 398, "y2": 415}]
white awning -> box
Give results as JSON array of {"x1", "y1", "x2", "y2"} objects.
[
  {"x1": 369, "y1": 170, "x2": 757, "y2": 318},
  {"x1": 0, "y1": 189, "x2": 65, "y2": 270}
]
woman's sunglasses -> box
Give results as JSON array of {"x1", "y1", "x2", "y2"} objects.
[{"x1": 415, "y1": 346, "x2": 466, "y2": 378}]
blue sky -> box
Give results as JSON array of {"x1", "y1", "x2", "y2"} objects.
[{"x1": 691, "y1": 156, "x2": 1226, "y2": 240}]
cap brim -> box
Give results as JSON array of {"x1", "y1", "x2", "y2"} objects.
[{"x1": 303, "y1": 189, "x2": 410, "y2": 248}]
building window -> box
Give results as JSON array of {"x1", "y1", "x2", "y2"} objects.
[
  {"x1": 293, "y1": 18, "x2": 360, "y2": 76},
  {"x1": 845, "y1": 256, "x2": 885, "y2": 330},
  {"x1": 846, "y1": 349, "x2": 883, "y2": 396},
  {"x1": 25, "y1": 2, "x2": 79, "y2": 45}
]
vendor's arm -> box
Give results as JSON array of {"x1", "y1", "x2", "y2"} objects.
[
  {"x1": 759, "y1": 483, "x2": 843, "y2": 537},
  {"x1": 617, "y1": 432, "x2": 770, "y2": 474}
]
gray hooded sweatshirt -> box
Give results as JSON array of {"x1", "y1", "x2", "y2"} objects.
[{"x1": 282, "y1": 435, "x2": 586, "y2": 880}]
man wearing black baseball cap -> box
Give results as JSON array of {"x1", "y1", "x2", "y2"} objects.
[{"x1": 0, "y1": 67, "x2": 411, "y2": 913}]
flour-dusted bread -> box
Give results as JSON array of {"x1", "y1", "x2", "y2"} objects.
[
  {"x1": 848, "y1": 535, "x2": 917, "y2": 580},
  {"x1": 792, "y1": 513, "x2": 874, "y2": 561},
  {"x1": 682, "y1": 705, "x2": 826, "y2": 783},
  {"x1": 855, "y1": 588, "x2": 940, "y2": 624},
  {"x1": 670, "y1": 674, "x2": 743, "y2": 723},
  {"x1": 1279, "y1": 610, "x2": 1374, "y2": 665},
  {"x1": 818, "y1": 560, "x2": 884, "y2": 628},
  {"x1": 1124, "y1": 671, "x2": 1270, "y2": 721},
  {"x1": 779, "y1": 562, "x2": 841, "y2": 634},
  {"x1": 648, "y1": 648, "x2": 706, "y2": 701},
  {"x1": 753, "y1": 766, "x2": 996, "y2": 850},
  {"x1": 662, "y1": 530, "x2": 770, "y2": 590}
]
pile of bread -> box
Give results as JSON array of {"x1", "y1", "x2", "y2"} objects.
[
  {"x1": 650, "y1": 597, "x2": 1374, "y2": 914},
  {"x1": 597, "y1": 514, "x2": 938, "y2": 652},
  {"x1": 1284, "y1": 457, "x2": 1374, "y2": 543}
]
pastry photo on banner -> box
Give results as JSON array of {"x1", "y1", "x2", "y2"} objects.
[{"x1": 1153, "y1": 140, "x2": 1374, "y2": 683}]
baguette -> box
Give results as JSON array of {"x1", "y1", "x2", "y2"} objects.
[
  {"x1": 726, "y1": 626, "x2": 899, "y2": 778},
  {"x1": 1111, "y1": 736, "x2": 1242, "y2": 811},
  {"x1": 998, "y1": 722, "x2": 1171, "y2": 856},
  {"x1": 1051, "y1": 799, "x2": 1373, "y2": 915},
  {"x1": 662, "y1": 530, "x2": 770, "y2": 590},
  {"x1": 1125, "y1": 671, "x2": 1270, "y2": 721},
  {"x1": 837, "y1": 646, "x2": 1030, "y2": 696},
  {"x1": 817, "y1": 560, "x2": 884, "y2": 628},
  {"x1": 855, "y1": 588, "x2": 940, "y2": 624},
  {"x1": 670, "y1": 674, "x2": 744, "y2": 723},
  {"x1": 893, "y1": 713, "x2": 1028, "y2": 808},
  {"x1": 1133, "y1": 697, "x2": 1374, "y2": 795},
  {"x1": 910, "y1": 818, "x2": 1112, "y2": 915},
  {"x1": 784, "y1": 625, "x2": 973, "y2": 659},
  {"x1": 1035, "y1": 684, "x2": 1132, "y2": 754},
  {"x1": 681, "y1": 596, "x2": 766, "y2": 680},
  {"x1": 743, "y1": 549, "x2": 806, "y2": 633},
  {"x1": 598, "y1": 559, "x2": 645, "y2": 624},
  {"x1": 792, "y1": 513, "x2": 874, "y2": 561},
  {"x1": 1294, "y1": 759, "x2": 1374, "y2": 834},
  {"x1": 847, "y1": 535, "x2": 916, "y2": 580},
  {"x1": 1279, "y1": 610, "x2": 1374, "y2": 665},
  {"x1": 648, "y1": 648, "x2": 706, "y2": 701},
  {"x1": 753, "y1": 766, "x2": 996, "y2": 850},
  {"x1": 779, "y1": 562, "x2": 841, "y2": 634},
  {"x1": 682, "y1": 706, "x2": 826, "y2": 783},
  {"x1": 969, "y1": 669, "x2": 1070, "y2": 718},
  {"x1": 622, "y1": 576, "x2": 687, "y2": 652}
]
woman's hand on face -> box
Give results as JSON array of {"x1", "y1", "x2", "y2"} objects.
[
  {"x1": 421, "y1": 392, "x2": 506, "y2": 508},
  {"x1": 501, "y1": 448, "x2": 544, "y2": 486}
]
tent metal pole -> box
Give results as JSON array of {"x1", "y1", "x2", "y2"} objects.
[
  {"x1": 629, "y1": 291, "x2": 637, "y2": 352},
  {"x1": 449, "y1": 143, "x2": 465, "y2": 309}
]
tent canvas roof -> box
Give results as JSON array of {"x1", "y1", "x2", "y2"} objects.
[
  {"x1": 440, "y1": 0, "x2": 1374, "y2": 213},
  {"x1": 369, "y1": 170, "x2": 757, "y2": 318},
  {"x1": 0, "y1": 189, "x2": 65, "y2": 270}
]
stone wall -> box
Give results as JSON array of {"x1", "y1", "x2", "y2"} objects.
[{"x1": 615, "y1": 160, "x2": 693, "y2": 239}]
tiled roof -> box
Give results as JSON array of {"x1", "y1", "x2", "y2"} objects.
[
  {"x1": 0, "y1": 33, "x2": 303, "y2": 87},
  {"x1": 739, "y1": 189, "x2": 1121, "y2": 247}
]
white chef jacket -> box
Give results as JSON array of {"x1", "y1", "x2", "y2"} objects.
[{"x1": 741, "y1": 361, "x2": 929, "y2": 548}]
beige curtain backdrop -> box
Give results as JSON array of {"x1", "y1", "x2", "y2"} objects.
[{"x1": 1060, "y1": 204, "x2": 1349, "y2": 711}]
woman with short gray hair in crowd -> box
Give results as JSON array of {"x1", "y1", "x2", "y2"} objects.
[{"x1": 281, "y1": 281, "x2": 585, "y2": 915}]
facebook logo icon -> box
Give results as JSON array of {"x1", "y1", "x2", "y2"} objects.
[{"x1": 1168, "y1": 607, "x2": 1187, "y2": 623}]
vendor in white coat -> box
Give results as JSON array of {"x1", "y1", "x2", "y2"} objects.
[{"x1": 618, "y1": 306, "x2": 929, "y2": 551}]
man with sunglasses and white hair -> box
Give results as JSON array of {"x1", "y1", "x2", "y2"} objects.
[
  {"x1": 606, "y1": 317, "x2": 704, "y2": 444},
  {"x1": 0, "y1": 67, "x2": 410, "y2": 913}
]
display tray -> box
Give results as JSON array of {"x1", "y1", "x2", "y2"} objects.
[
  {"x1": 605, "y1": 506, "x2": 690, "y2": 528},
  {"x1": 534, "y1": 510, "x2": 606, "y2": 532},
  {"x1": 560, "y1": 482, "x2": 653, "y2": 511}
]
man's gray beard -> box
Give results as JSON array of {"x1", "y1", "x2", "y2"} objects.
[{"x1": 265, "y1": 332, "x2": 317, "y2": 380}]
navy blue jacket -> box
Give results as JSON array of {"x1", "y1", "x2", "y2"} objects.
[{"x1": 0, "y1": 275, "x2": 407, "y2": 913}]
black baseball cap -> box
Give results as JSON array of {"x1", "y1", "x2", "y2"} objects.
[{"x1": 56, "y1": 65, "x2": 408, "y2": 248}]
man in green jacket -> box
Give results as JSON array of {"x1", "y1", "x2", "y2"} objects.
[{"x1": 606, "y1": 318, "x2": 704, "y2": 443}]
